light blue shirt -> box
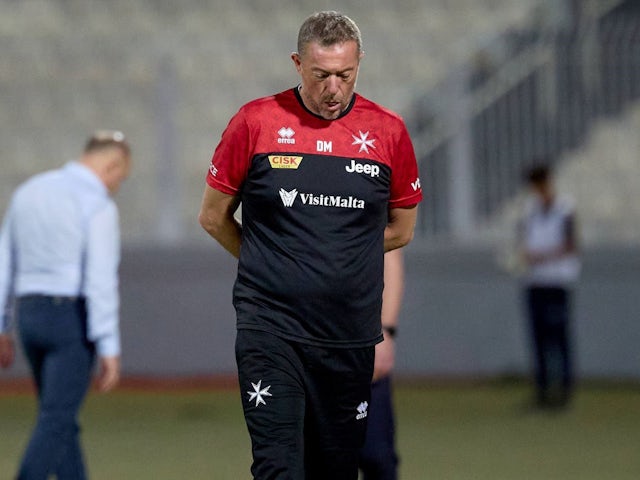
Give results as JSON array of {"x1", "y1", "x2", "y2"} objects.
[{"x1": 0, "y1": 162, "x2": 121, "y2": 356}]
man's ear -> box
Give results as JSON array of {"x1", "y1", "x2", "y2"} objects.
[{"x1": 291, "y1": 52, "x2": 302, "y2": 72}]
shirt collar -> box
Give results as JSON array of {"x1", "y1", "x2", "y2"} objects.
[
  {"x1": 63, "y1": 161, "x2": 108, "y2": 196},
  {"x1": 293, "y1": 85, "x2": 357, "y2": 120}
]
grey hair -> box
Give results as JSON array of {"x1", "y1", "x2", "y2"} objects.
[
  {"x1": 297, "y1": 11, "x2": 362, "y2": 57},
  {"x1": 84, "y1": 130, "x2": 130, "y2": 156}
]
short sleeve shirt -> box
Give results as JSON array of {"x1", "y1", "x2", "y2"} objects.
[{"x1": 206, "y1": 87, "x2": 422, "y2": 347}]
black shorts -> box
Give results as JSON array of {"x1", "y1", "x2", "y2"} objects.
[{"x1": 235, "y1": 329, "x2": 375, "y2": 480}]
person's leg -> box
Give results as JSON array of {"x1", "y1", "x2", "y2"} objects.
[
  {"x1": 17, "y1": 297, "x2": 94, "y2": 480},
  {"x1": 526, "y1": 288, "x2": 549, "y2": 405},
  {"x1": 545, "y1": 288, "x2": 573, "y2": 406},
  {"x1": 559, "y1": 290, "x2": 574, "y2": 401},
  {"x1": 303, "y1": 344, "x2": 375, "y2": 480},
  {"x1": 359, "y1": 376, "x2": 398, "y2": 480},
  {"x1": 52, "y1": 334, "x2": 94, "y2": 480},
  {"x1": 236, "y1": 330, "x2": 306, "y2": 480}
]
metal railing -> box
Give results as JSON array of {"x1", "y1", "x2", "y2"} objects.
[{"x1": 410, "y1": 1, "x2": 639, "y2": 241}]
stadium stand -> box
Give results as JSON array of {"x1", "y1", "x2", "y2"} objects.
[
  {"x1": 1, "y1": 0, "x2": 533, "y2": 244},
  {"x1": 1, "y1": 0, "x2": 637, "y2": 247}
]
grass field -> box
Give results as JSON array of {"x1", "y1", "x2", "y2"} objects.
[{"x1": 1, "y1": 382, "x2": 639, "y2": 479}]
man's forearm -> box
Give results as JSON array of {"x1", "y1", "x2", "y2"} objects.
[
  {"x1": 206, "y1": 219, "x2": 242, "y2": 259},
  {"x1": 198, "y1": 187, "x2": 243, "y2": 258},
  {"x1": 384, "y1": 205, "x2": 418, "y2": 252}
]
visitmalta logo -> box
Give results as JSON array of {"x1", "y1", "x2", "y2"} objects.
[{"x1": 268, "y1": 155, "x2": 303, "y2": 169}]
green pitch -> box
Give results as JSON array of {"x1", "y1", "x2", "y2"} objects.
[{"x1": 1, "y1": 382, "x2": 639, "y2": 479}]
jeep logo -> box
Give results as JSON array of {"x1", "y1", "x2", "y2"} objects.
[{"x1": 345, "y1": 159, "x2": 380, "y2": 178}]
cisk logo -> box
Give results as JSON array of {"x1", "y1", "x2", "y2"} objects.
[
  {"x1": 411, "y1": 177, "x2": 421, "y2": 191},
  {"x1": 269, "y1": 155, "x2": 303, "y2": 169},
  {"x1": 277, "y1": 127, "x2": 296, "y2": 144}
]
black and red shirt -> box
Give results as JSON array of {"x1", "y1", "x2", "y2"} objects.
[{"x1": 207, "y1": 87, "x2": 422, "y2": 348}]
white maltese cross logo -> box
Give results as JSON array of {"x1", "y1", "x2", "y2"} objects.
[
  {"x1": 247, "y1": 380, "x2": 272, "y2": 407},
  {"x1": 351, "y1": 130, "x2": 376, "y2": 154}
]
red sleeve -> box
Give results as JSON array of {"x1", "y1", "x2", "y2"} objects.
[
  {"x1": 205, "y1": 108, "x2": 253, "y2": 195},
  {"x1": 389, "y1": 122, "x2": 423, "y2": 208}
]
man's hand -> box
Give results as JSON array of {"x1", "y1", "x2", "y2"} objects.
[
  {"x1": 372, "y1": 334, "x2": 395, "y2": 382},
  {"x1": 96, "y1": 355, "x2": 121, "y2": 392},
  {"x1": 373, "y1": 248, "x2": 403, "y2": 382},
  {"x1": 0, "y1": 334, "x2": 15, "y2": 369}
]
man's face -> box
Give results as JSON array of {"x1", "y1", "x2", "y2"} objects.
[
  {"x1": 292, "y1": 40, "x2": 362, "y2": 120},
  {"x1": 530, "y1": 180, "x2": 553, "y2": 205},
  {"x1": 105, "y1": 147, "x2": 131, "y2": 194}
]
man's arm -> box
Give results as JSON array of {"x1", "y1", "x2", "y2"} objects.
[
  {"x1": 96, "y1": 356, "x2": 120, "y2": 392},
  {"x1": 198, "y1": 185, "x2": 242, "y2": 258},
  {"x1": 84, "y1": 202, "x2": 121, "y2": 392},
  {"x1": 384, "y1": 205, "x2": 418, "y2": 252},
  {"x1": 0, "y1": 208, "x2": 15, "y2": 369},
  {"x1": 373, "y1": 248, "x2": 404, "y2": 381},
  {"x1": 523, "y1": 212, "x2": 579, "y2": 266}
]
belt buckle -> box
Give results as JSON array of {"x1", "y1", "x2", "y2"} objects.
[{"x1": 53, "y1": 296, "x2": 76, "y2": 305}]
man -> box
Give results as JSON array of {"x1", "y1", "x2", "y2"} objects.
[
  {"x1": 359, "y1": 248, "x2": 403, "y2": 480},
  {"x1": 199, "y1": 11, "x2": 422, "y2": 479},
  {"x1": 517, "y1": 163, "x2": 580, "y2": 409},
  {"x1": 0, "y1": 130, "x2": 131, "y2": 479}
]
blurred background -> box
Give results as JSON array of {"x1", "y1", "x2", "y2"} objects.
[{"x1": 1, "y1": 0, "x2": 639, "y2": 383}]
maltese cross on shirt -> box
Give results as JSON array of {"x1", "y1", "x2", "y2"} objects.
[
  {"x1": 247, "y1": 380, "x2": 272, "y2": 407},
  {"x1": 351, "y1": 130, "x2": 376, "y2": 154}
]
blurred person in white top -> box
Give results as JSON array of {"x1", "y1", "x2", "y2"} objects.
[{"x1": 517, "y1": 162, "x2": 580, "y2": 410}]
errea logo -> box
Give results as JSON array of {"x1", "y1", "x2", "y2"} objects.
[
  {"x1": 277, "y1": 127, "x2": 296, "y2": 144},
  {"x1": 356, "y1": 401, "x2": 368, "y2": 420}
]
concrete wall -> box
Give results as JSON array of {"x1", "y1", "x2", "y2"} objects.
[
  {"x1": 396, "y1": 243, "x2": 640, "y2": 380},
  {"x1": 4, "y1": 242, "x2": 639, "y2": 381}
]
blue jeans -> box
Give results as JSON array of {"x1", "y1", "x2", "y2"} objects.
[
  {"x1": 359, "y1": 376, "x2": 398, "y2": 480},
  {"x1": 16, "y1": 295, "x2": 94, "y2": 480},
  {"x1": 525, "y1": 286, "x2": 574, "y2": 406}
]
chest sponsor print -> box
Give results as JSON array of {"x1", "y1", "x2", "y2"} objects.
[
  {"x1": 269, "y1": 155, "x2": 303, "y2": 169},
  {"x1": 279, "y1": 188, "x2": 365, "y2": 210}
]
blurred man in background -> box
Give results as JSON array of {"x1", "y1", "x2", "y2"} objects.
[
  {"x1": 517, "y1": 163, "x2": 580, "y2": 410},
  {"x1": 0, "y1": 130, "x2": 130, "y2": 479},
  {"x1": 199, "y1": 10, "x2": 421, "y2": 479},
  {"x1": 359, "y1": 248, "x2": 403, "y2": 480}
]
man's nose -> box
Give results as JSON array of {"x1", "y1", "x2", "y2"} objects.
[{"x1": 326, "y1": 75, "x2": 340, "y2": 93}]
